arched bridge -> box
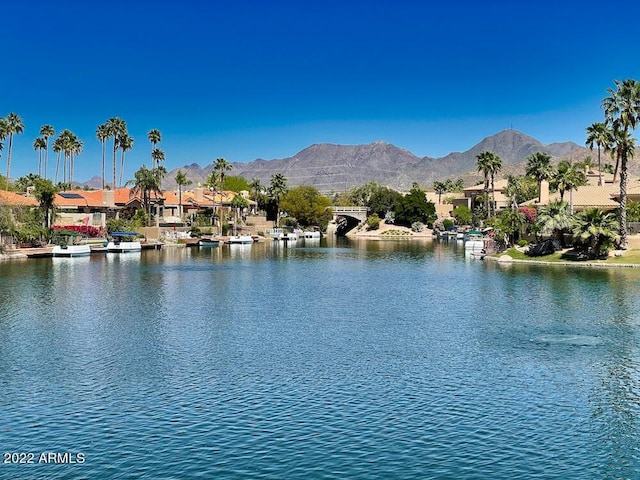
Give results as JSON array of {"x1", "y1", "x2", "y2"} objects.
[{"x1": 332, "y1": 206, "x2": 369, "y2": 235}]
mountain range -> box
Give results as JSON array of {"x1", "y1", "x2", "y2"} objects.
[{"x1": 115, "y1": 130, "x2": 599, "y2": 192}]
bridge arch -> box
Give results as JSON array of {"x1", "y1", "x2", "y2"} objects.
[{"x1": 331, "y1": 206, "x2": 369, "y2": 236}]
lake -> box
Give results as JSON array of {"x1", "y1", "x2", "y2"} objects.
[{"x1": 1, "y1": 238, "x2": 640, "y2": 479}]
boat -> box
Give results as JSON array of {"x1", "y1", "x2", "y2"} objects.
[
  {"x1": 52, "y1": 232, "x2": 91, "y2": 257},
  {"x1": 106, "y1": 231, "x2": 142, "y2": 253},
  {"x1": 198, "y1": 237, "x2": 220, "y2": 247},
  {"x1": 303, "y1": 230, "x2": 321, "y2": 239},
  {"x1": 464, "y1": 230, "x2": 486, "y2": 252},
  {"x1": 226, "y1": 235, "x2": 253, "y2": 244}
]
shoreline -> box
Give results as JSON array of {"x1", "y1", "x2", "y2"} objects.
[{"x1": 484, "y1": 253, "x2": 640, "y2": 269}]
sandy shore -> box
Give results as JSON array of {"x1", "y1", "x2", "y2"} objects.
[{"x1": 350, "y1": 221, "x2": 433, "y2": 239}]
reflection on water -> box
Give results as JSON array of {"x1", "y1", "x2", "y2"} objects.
[{"x1": 1, "y1": 240, "x2": 640, "y2": 478}]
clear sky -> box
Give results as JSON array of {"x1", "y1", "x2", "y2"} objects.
[{"x1": 3, "y1": 0, "x2": 640, "y2": 184}]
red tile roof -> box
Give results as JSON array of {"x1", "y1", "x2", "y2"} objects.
[{"x1": 0, "y1": 189, "x2": 39, "y2": 206}]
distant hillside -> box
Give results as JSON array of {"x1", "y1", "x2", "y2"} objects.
[{"x1": 153, "y1": 130, "x2": 594, "y2": 192}]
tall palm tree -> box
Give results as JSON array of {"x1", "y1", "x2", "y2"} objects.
[
  {"x1": 147, "y1": 129, "x2": 161, "y2": 167},
  {"x1": 213, "y1": 158, "x2": 233, "y2": 231},
  {"x1": 118, "y1": 133, "x2": 134, "y2": 188},
  {"x1": 105, "y1": 117, "x2": 127, "y2": 189},
  {"x1": 70, "y1": 137, "x2": 83, "y2": 188},
  {"x1": 525, "y1": 152, "x2": 554, "y2": 203},
  {"x1": 268, "y1": 173, "x2": 288, "y2": 227},
  {"x1": 174, "y1": 170, "x2": 192, "y2": 218},
  {"x1": 476, "y1": 151, "x2": 492, "y2": 214},
  {"x1": 96, "y1": 124, "x2": 109, "y2": 190},
  {"x1": 151, "y1": 148, "x2": 165, "y2": 170},
  {"x1": 33, "y1": 137, "x2": 46, "y2": 176},
  {"x1": 602, "y1": 78, "x2": 640, "y2": 249},
  {"x1": 476, "y1": 151, "x2": 501, "y2": 216},
  {"x1": 249, "y1": 178, "x2": 263, "y2": 201},
  {"x1": 127, "y1": 165, "x2": 164, "y2": 226},
  {"x1": 586, "y1": 122, "x2": 612, "y2": 186},
  {"x1": 39, "y1": 125, "x2": 55, "y2": 180},
  {"x1": 5, "y1": 113, "x2": 24, "y2": 190},
  {"x1": 52, "y1": 136, "x2": 63, "y2": 184},
  {"x1": 0, "y1": 118, "x2": 7, "y2": 175}
]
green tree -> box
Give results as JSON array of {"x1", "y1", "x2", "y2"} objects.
[
  {"x1": 33, "y1": 177, "x2": 57, "y2": 229},
  {"x1": 452, "y1": 205, "x2": 472, "y2": 225},
  {"x1": 586, "y1": 121, "x2": 613, "y2": 186},
  {"x1": 602, "y1": 78, "x2": 640, "y2": 249},
  {"x1": 368, "y1": 187, "x2": 403, "y2": 219},
  {"x1": 174, "y1": 170, "x2": 192, "y2": 218},
  {"x1": 395, "y1": 185, "x2": 436, "y2": 227},
  {"x1": 5, "y1": 113, "x2": 24, "y2": 190},
  {"x1": 573, "y1": 208, "x2": 618, "y2": 258},
  {"x1": 13, "y1": 173, "x2": 41, "y2": 192},
  {"x1": 525, "y1": 152, "x2": 554, "y2": 203},
  {"x1": 280, "y1": 185, "x2": 333, "y2": 229},
  {"x1": 223, "y1": 175, "x2": 250, "y2": 192}
]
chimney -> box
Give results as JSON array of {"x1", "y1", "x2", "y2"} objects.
[
  {"x1": 539, "y1": 180, "x2": 549, "y2": 205},
  {"x1": 195, "y1": 187, "x2": 205, "y2": 202},
  {"x1": 103, "y1": 189, "x2": 115, "y2": 207}
]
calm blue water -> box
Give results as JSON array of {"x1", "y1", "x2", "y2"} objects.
[{"x1": 2, "y1": 238, "x2": 640, "y2": 479}]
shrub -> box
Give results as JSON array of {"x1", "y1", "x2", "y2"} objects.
[
  {"x1": 411, "y1": 221, "x2": 424, "y2": 232},
  {"x1": 366, "y1": 213, "x2": 381, "y2": 230}
]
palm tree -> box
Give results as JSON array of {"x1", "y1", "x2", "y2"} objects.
[
  {"x1": 33, "y1": 137, "x2": 46, "y2": 176},
  {"x1": 147, "y1": 129, "x2": 161, "y2": 167},
  {"x1": 96, "y1": 124, "x2": 109, "y2": 190},
  {"x1": 249, "y1": 178, "x2": 263, "y2": 200},
  {"x1": 151, "y1": 148, "x2": 165, "y2": 170},
  {"x1": 433, "y1": 180, "x2": 447, "y2": 204},
  {"x1": 476, "y1": 151, "x2": 493, "y2": 215},
  {"x1": 586, "y1": 122, "x2": 612, "y2": 186},
  {"x1": 52, "y1": 136, "x2": 63, "y2": 184},
  {"x1": 127, "y1": 165, "x2": 165, "y2": 226},
  {"x1": 118, "y1": 133, "x2": 134, "y2": 188},
  {"x1": 525, "y1": 152, "x2": 554, "y2": 203},
  {"x1": 487, "y1": 153, "x2": 502, "y2": 216},
  {"x1": 551, "y1": 160, "x2": 587, "y2": 202},
  {"x1": 602, "y1": 78, "x2": 640, "y2": 249},
  {"x1": 268, "y1": 173, "x2": 288, "y2": 227},
  {"x1": 33, "y1": 178, "x2": 57, "y2": 230},
  {"x1": 536, "y1": 200, "x2": 574, "y2": 246},
  {"x1": 0, "y1": 118, "x2": 7, "y2": 176},
  {"x1": 174, "y1": 170, "x2": 192, "y2": 218},
  {"x1": 573, "y1": 208, "x2": 619, "y2": 258},
  {"x1": 5, "y1": 113, "x2": 24, "y2": 190},
  {"x1": 70, "y1": 136, "x2": 83, "y2": 188},
  {"x1": 39, "y1": 125, "x2": 55, "y2": 180},
  {"x1": 105, "y1": 117, "x2": 127, "y2": 189},
  {"x1": 214, "y1": 158, "x2": 232, "y2": 191}
]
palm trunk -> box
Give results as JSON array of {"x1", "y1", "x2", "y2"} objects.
[
  {"x1": 101, "y1": 140, "x2": 106, "y2": 190},
  {"x1": 613, "y1": 151, "x2": 620, "y2": 184},
  {"x1": 55, "y1": 152, "x2": 61, "y2": 184},
  {"x1": 6, "y1": 134, "x2": 13, "y2": 190},
  {"x1": 597, "y1": 146, "x2": 602, "y2": 186},
  {"x1": 620, "y1": 151, "x2": 628, "y2": 249},
  {"x1": 119, "y1": 150, "x2": 125, "y2": 188},
  {"x1": 113, "y1": 141, "x2": 117, "y2": 190},
  {"x1": 44, "y1": 139, "x2": 49, "y2": 180}
]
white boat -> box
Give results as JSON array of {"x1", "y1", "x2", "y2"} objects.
[
  {"x1": 464, "y1": 231, "x2": 486, "y2": 252},
  {"x1": 226, "y1": 235, "x2": 253, "y2": 244},
  {"x1": 52, "y1": 233, "x2": 91, "y2": 257},
  {"x1": 106, "y1": 231, "x2": 142, "y2": 252},
  {"x1": 303, "y1": 231, "x2": 321, "y2": 239}
]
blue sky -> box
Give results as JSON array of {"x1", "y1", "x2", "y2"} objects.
[{"x1": 3, "y1": 0, "x2": 640, "y2": 184}]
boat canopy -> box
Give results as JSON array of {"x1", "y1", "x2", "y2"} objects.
[{"x1": 110, "y1": 231, "x2": 139, "y2": 237}]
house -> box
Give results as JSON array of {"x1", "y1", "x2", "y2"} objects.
[{"x1": 455, "y1": 179, "x2": 511, "y2": 212}]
